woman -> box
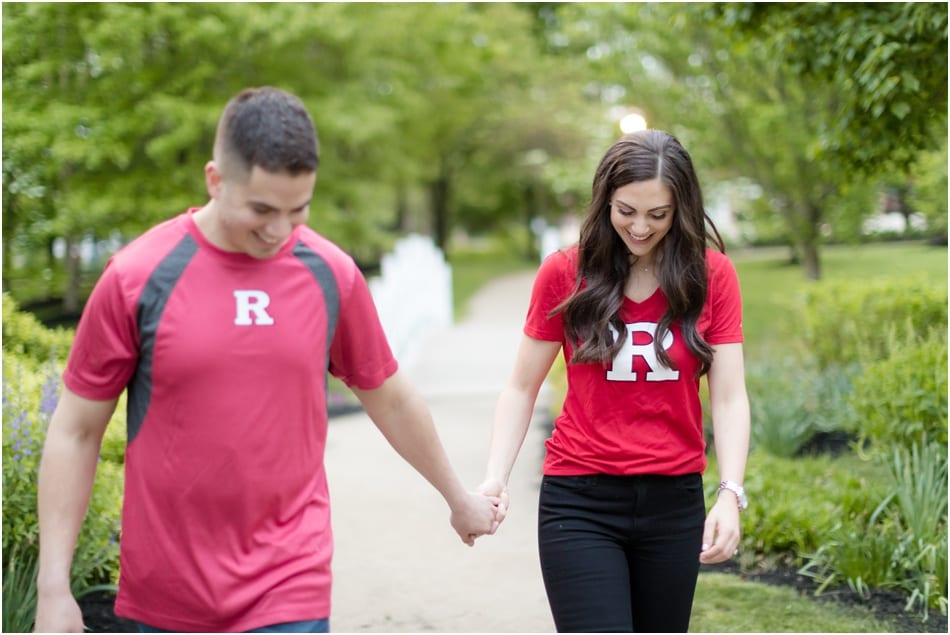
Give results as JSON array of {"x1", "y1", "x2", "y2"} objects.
[{"x1": 480, "y1": 130, "x2": 750, "y2": 632}]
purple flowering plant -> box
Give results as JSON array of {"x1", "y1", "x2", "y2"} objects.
[{"x1": 2, "y1": 295, "x2": 124, "y2": 599}]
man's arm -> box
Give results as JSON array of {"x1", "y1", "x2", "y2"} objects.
[
  {"x1": 350, "y1": 369, "x2": 498, "y2": 545},
  {"x1": 35, "y1": 388, "x2": 118, "y2": 633}
]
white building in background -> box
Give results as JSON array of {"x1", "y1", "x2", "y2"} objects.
[
  {"x1": 861, "y1": 212, "x2": 927, "y2": 235},
  {"x1": 536, "y1": 214, "x2": 581, "y2": 262},
  {"x1": 705, "y1": 193, "x2": 741, "y2": 244}
]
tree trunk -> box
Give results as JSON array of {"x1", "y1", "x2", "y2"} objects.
[
  {"x1": 394, "y1": 183, "x2": 409, "y2": 233},
  {"x1": 524, "y1": 183, "x2": 537, "y2": 260},
  {"x1": 1, "y1": 233, "x2": 12, "y2": 291},
  {"x1": 799, "y1": 202, "x2": 822, "y2": 281},
  {"x1": 896, "y1": 183, "x2": 913, "y2": 235},
  {"x1": 799, "y1": 239, "x2": 821, "y2": 281},
  {"x1": 63, "y1": 235, "x2": 81, "y2": 314},
  {"x1": 429, "y1": 162, "x2": 450, "y2": 256}
]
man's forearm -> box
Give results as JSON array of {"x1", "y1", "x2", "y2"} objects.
[
  {"x1": 376, "y1": 394, "x2": 468, "y2": 506},
  {"x1": 354, "y1": 371, "x2": 469, "y2": 507},
  {"x1": 36, "y1": 421, "x2": 106, "y2": 592}
]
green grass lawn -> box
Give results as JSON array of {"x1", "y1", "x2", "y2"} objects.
[
  {"x1": 692, "y1": 573, "x2": 897, "y2": 632},
  {"x1": 449, "y1": 247, "x2": 538, "y2": 319},
  {"x1": 733, "y1": 241, "x2": 948, "y2": 362}
]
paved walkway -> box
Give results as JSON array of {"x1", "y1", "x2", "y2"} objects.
[{"x1": 325, "y1": 271, "x2": 555, "y2": 632}]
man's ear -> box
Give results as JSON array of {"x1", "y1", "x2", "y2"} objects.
[{"x1": 204, "y1": 161, "x2": 222, "y2": 199}]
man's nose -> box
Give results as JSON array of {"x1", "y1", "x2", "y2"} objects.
[{"x1": 266, "y1": 214, "x2": 293, "y2": 239}]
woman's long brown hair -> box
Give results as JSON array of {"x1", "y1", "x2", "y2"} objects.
[{"x1": 552, "y1": 130, "x2": 725, "y2": 376}]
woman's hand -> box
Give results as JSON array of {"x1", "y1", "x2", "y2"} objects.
[
  {"x1": 699, "y1": 495, "x2": 742, "y2": 564},
  {"x1": 477, "y1": 478, "x2": 510, "y2": 534}
]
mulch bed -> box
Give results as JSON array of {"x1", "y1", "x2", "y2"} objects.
[{"x1": 79, "y1": 592, "x2": 136, "y2": 632}]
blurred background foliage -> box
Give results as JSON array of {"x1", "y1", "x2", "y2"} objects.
[{"x1": 2, "y1": 2, "x2": 947, "y2": 317}]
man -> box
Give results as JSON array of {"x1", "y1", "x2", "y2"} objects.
[{"x1": 35, "y1": 87, "x2": 499, "y2": 633}]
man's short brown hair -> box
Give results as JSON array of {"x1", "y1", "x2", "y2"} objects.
[{"x1": 214, "y1": 87, "x2": 319, "y2": 179}]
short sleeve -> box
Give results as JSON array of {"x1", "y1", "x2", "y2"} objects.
[
  {"x1": 524, "y1": 249, "x2": 575, "y2": 342},
  {"x1": 63, "y1": 259, "x2": 140, "y2": 400},
  {"x1": 700, "y1": 250, "x2": 744, "y2": 345},
  {"x1": 328, "y1": 263, "x2": 399, "y2": 390}
]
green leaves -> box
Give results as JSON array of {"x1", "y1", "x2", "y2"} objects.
[
  {"x1": 715, "y1": 2, "x2": 948, "y2": 175},
  {"x1": 3, "y1": 2, "x2": 600, "y2": 299},
  {"x1": 2, "y1": 305, "x2": 125, "y2": 600}
]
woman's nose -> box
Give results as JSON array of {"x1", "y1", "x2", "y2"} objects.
[{"x1": 628, "y1": 217, "x2": 649, "y2": 235}]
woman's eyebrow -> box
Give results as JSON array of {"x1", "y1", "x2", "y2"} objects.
[{"x1": 613, "y1": 200, "x2": 672, "y2": 213}]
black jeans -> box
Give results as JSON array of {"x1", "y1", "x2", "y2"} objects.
[{"x1": 538, "y1": 473, "x2": 706, "y2": 633}]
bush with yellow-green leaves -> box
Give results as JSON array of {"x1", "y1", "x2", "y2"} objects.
[{"x1": 2, "y1": 294, "x2": 125, "y2": 632}]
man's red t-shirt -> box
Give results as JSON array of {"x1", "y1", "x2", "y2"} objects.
[
  {"x1": 524, "y1": 246, "x2": 743, "y2": 477},
  {"x1": 64, "y1": 210, "x2": 397, "y2": 631}
]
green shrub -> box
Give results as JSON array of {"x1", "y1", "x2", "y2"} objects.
[
  {"x1": 1, "y1": 293, "x2": 73, "y2": 364},
  {"x1": 801, "y1": 443, "x2": 948, "y2": 618},
  {"x1": 848, "y1": 332, "x2": 948, "y2": 450},
  {"x1": 99, "y1": 394, "x2": 128, "y2": 465},
  {"x1": 746, "y1": 357, "x2": 856, "y2": 457},
  {"x1": 907, "y1": 139, "x2": 948, "y2": 241},
  {"x1": 881, "y1": 442, "x2": 947, "y2": 616},
  {"x1": 799, "y1": 518, "x2": 908, "y2": 600},
  {"x1": 2, "y1": 351, "x2": 124, "y2": 595},
  {"x1": 2, "y1": 544, "x2": 40, "y2": 633},
  {"x1": 796, "y1": 276, "x2": 947, "y2": 369},
  {"x1": 710, "y1": 449, "x2": 888, "y2": 562},
  {"x1": 884, "y1": 442, "x2": 948, "y2": 540}
]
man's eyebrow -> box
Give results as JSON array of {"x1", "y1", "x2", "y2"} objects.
[
  {"x1": 250, "y1": 200, "x2": 277, "y2": 211},
  {"x1": 613, "y1": 200, "x2": 672, "y2": 213},
  {"x1": 250, "y1": 198, "x2": 312, "y2": 212}
]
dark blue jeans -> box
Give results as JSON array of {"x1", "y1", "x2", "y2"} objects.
[
  {"x1": 136, "y1": 618, "x2": 329, "y2": 633},
  {"x1": 538, "y1": 473, "x2": 706, "y2": 633}
]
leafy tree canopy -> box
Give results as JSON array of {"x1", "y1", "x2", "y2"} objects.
[{"x1": 713, "y1": 2, "x2": 948, "y2": 175}]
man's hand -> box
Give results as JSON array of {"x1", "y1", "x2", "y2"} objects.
[{"x1": 34, "y1": 587, "x2": 84, "y2": 633}]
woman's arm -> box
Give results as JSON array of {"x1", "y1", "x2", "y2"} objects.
[
  {"x1": 479, "y1": 335, "x2": 562, "y2": 524},
  {"x1": 699, "y1": 342, "x2": 751, "y2": 564}
]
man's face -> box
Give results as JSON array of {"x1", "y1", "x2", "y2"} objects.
[{"x1": 205, "y1": 163, "x2": 316, "y2": 259}]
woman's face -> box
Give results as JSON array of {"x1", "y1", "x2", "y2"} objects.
[{"x1": 609, "y1": 178, "x2": 675, "y2": 262}]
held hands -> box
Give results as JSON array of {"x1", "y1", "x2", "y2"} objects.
[
  {"x1": 699, "y1": 495, "x2": 742, "y2": 564},
  {"x1": 477, "y1": 478, "x2": 509, "y2": 532},
  {"x1": 449, "y1": 490, "x2": 504, "y2": 546}
]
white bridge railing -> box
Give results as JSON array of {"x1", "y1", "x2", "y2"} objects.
[{"x1": 368, "y1": 234, "x2": 453, "y2": 369}]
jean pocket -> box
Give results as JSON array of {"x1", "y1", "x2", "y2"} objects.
[
  {"x1": 672, "y1": 473, "x2": 704, "y2": 494},
  {"x1": 542, "y1": 474, "x2": 599, "y2": 492}
]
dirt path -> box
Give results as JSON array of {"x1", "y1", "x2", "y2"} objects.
[{"x1": 325, "y1": 271, "x2": 555, "y2": 632}]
